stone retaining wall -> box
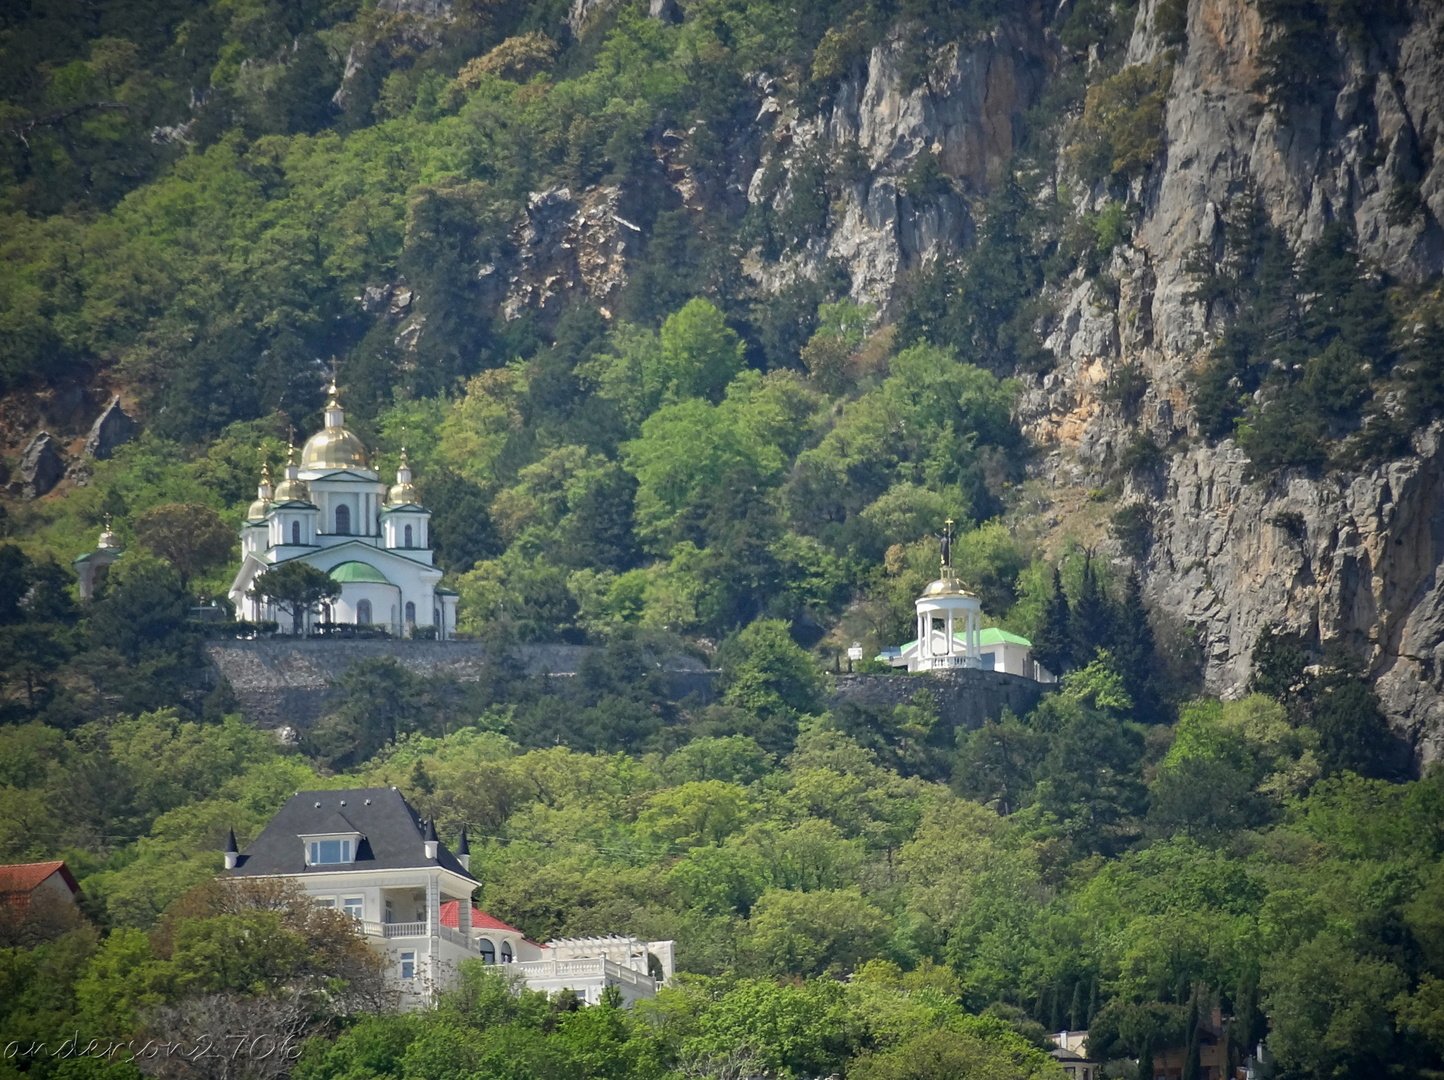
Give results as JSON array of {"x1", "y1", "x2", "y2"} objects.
[
  {"x1": 829, "y1": 669, "x2": 1048, "y2": 733},
  {"x1": 208, "y1": 639, "x2": 710, "y2": 729}
]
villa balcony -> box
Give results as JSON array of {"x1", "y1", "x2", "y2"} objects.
[
  {"x1": 511, "y1": 957, "x2": 660, "y2": 999},
  {"x1": 362, "y1": 920, "x2": 475, "y2": 950}
]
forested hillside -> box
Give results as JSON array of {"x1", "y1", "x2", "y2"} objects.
[{"x1": 4, "y1": 0, "x2": 1444, "y2": 1076}]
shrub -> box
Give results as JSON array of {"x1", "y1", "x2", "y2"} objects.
[{"x1": 1069, "y1": 60, "x2": 1174, "y2": 184}]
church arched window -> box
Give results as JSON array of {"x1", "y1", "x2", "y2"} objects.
[
  {"x1": 479, "y1": 938, "x2": 495, "y2": 964},
  {"x1": 291, "y1": 521, "x2": 301, "y2": 546},
  {"x1": 500, "y1": 941, "x2": 513, "y2": 963},
  {"x1": 404, "y1": 523, "x2": 413, "y2": 547},
  {"x1": 405, "y1": 601, "x2": 416, "y2": 626},
  {"x1": 356, "y1": 599, "x2": 371, "y2": 625},
  {"x1": 335, "y1": 504, "x2": 351, "y2": 534}
]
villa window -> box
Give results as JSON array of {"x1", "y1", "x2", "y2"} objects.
[
  {"x1": 356, "y1": 599, "x2": 372, "y2": 625},
  {"x1": 306, "y1": 838, "x2": 353, "y2": 865},
  {"x1": 342, "y1": 897, "x2": 363, "y2": 920},
  {"x1": 335, "y1": 504, "x2": 351, "y2": 535},
  {"x1": 479, "y1": 938, "x2": 496, "y2": 964},
  {"x1": 291, "y1": 520, "x2": 301, "y2": 545},
  {"x1": 500, "y1": 941, "x2": 513, "y2": 963},
  {"x1": 314, "y1": 897, "x2": 335, "y2": 909},
  {"x1": 405, "y1": 601, "x2": 416, "y2": 626},
  {"x1": 400, "y1": 951, "x2": 416, "y2": 980}
]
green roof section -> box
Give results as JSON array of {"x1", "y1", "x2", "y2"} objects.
[
  {"x1": 329, "y1": 561, "x2": 391, "y2": 585},
  {"x1": 889, "y1": 627, "x2": 1032, "y2": 654},
  {"x1": 978, "y1": 627, "x2": 1031, "y2": 648}
]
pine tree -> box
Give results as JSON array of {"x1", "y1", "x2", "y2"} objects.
[{"x1": 1033, "y1": 566, "x2": 1072, "y2": 677}]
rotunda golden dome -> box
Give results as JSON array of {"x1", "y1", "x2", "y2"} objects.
[{"x1": 922, "y1": 576, "x2": 976, "y2": 599}]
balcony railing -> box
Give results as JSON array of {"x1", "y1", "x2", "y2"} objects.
[
  {"x1": 511, "y1": 958, "x2": 654, "y2": 990},
  {"x1": 361, "y1": 921, "x2": 478, "y2": 951}
]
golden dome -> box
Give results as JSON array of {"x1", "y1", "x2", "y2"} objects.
[
  {"x1": 247, "y1": 464, "x2": 274, "y2": 520},
  {"x1": 300, "y1": 381, "x2": 369, "y2": 470},
  {"x1": 301, "y1": 426, "x2": 368, "y2": 470},
  {"x1": 922, "y1": 576, "x2": 975, "y2": 599},
  {"x1": 386, "y1": 480, "x2": 420, "y2": 506},
  {"x1": 272, "y1": 445, "x2": 311, "y2": 502},
  {"x1": 273, "y1": 475, "x2": 310, "y2": 502},
  {"x1": 385, "y1": 448, "x2": 421, "y2": 507}
]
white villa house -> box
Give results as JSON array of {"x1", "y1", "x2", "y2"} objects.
[
  {"x1": 225, "y1": 788, "x2": 672, "y2": 1008},
  {"x1": 226, "y1": 382, "x2": 458, "y2": 638}
]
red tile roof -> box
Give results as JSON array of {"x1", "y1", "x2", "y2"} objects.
[
  {"x1": 0, "y1": 861, "x2": 78, "y2": 896},
  {"x1": 438, "y1": 899, "x2": 526, "y2": 936},
  {"x1": 0, "y1": 861, "x2": 79, "y2": 917}
]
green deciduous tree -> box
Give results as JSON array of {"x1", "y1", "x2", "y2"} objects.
[
  {"x1": 250, "y1": 561, "x2": 340, "y2": 635},
  {"x1": 133, "y1": 502, "x2": 235, "y2": 591},
  {"x1": 716, "y1": 619, "x2": 822, "y2": 752}
]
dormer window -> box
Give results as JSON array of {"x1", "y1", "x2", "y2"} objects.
[
  {"x1": 309, "y1": 838, "x2": 352, "y2": 864},
  {"x1": 300, "y1": 829, "x2": 362, "y2": 866}
]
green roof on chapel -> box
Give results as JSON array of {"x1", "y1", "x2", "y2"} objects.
[{"x1": 329, "y1": 561, "x2": 391, "y2": 584}]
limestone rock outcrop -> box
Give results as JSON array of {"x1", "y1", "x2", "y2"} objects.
[
  {"x1": 502, "y1": 186, "x2": 634, "y2": 320},
  {"x1": 83, "y1": 396, "x2": 137, "y2": 460},
  {"x1": 1145, "y1": 426, "x2": 1444, "y2": 761},
  {"x1": 16, "y1": 432, "x2": 64, "y2": 498}
]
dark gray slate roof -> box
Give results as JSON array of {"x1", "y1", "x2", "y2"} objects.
[{"x1": 229, "y1": 787, "x2": 475, "y2": 881}]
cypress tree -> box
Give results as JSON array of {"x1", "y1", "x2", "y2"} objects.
[
  {"x1": 1071, "y1": 553, "x2": 1113, "y2": 665},
  {"x1": 1182, "y1": 985, "x2": 1202, "y2": 1080},
  {"x1": 1033, "y1": 566, "x2": 1072, "y2": 677},
  {"x1": 1112, "y1": 570, "x2": 1165, "y2": 722},
  {"x1": 1068, "y1": 981, "x2": 1085, "y2": 1030}
]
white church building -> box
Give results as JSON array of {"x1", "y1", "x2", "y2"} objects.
[{"x1": 227, "y1": 382, "x2": 458, "y2": 637}]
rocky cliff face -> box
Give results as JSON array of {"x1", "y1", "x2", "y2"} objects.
[
  {"x1": 742, "y1": 10, "x2": 1051, "y2": 310},
  {"x1": 1149, "y1": 426, "x2": 1444, "y2": 761},
  {"x1": 724, "y1": 0, "x2": 1444, "y2": 753},
  {"x1": 1118, "y1": 0, "x2": 1444, "y2": 756},
  {"x1": 1047, "y1": 0, "x2": 1444, "y2": 756}
]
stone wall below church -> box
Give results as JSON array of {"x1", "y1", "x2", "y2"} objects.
[
  {"x1": 829, "y1": 670, "x2": 1048, "y2": 734},
  {"x1": 208, "y1": 639, "x2": 712, "y2": 729}
]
